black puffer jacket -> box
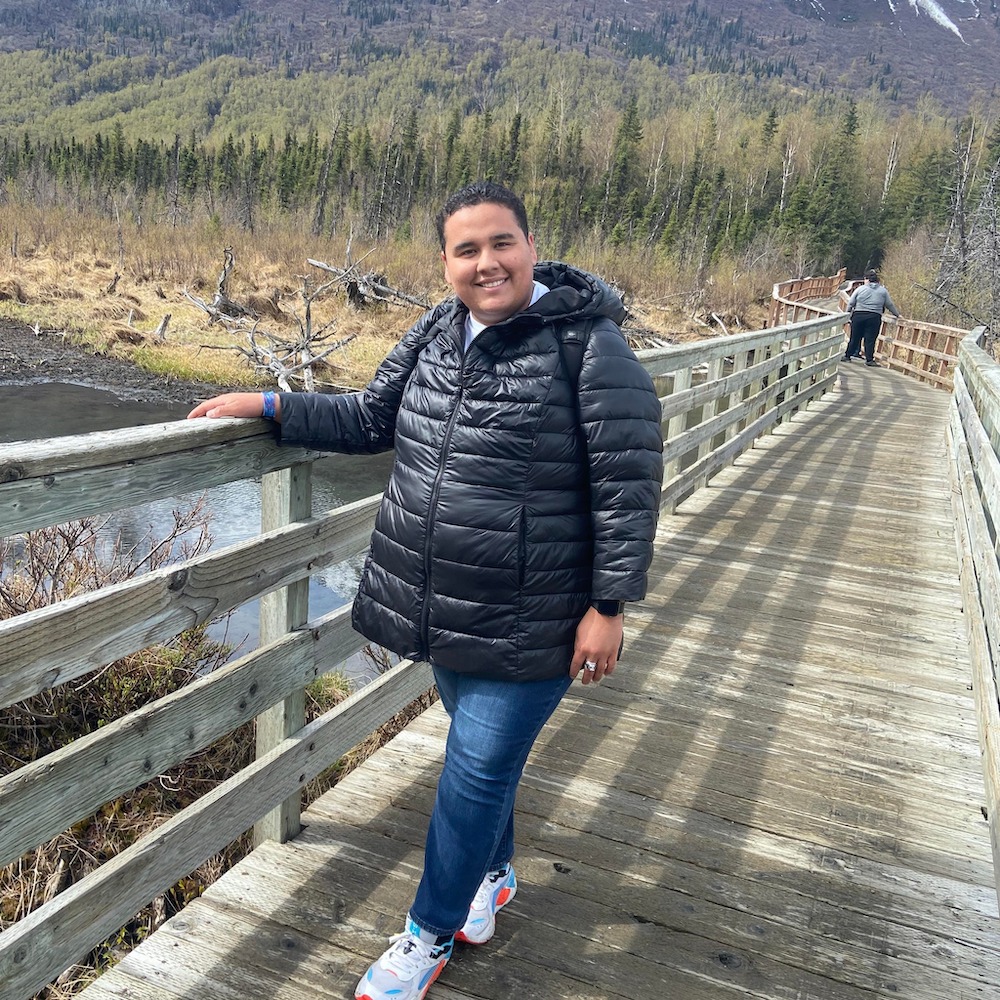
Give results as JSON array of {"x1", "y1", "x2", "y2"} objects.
[{"x1": 278, "y1": 262, "x2": 663, "y2": 681}]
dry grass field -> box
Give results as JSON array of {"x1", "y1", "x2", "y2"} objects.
[{"x1": 0, "y1": 204, "x2": 774, "y2": 395}]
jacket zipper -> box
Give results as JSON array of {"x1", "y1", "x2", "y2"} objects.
[{"x1": 419, "y1": 345, "x2": 466, "y2": 655}]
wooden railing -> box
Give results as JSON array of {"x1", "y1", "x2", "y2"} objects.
[
  {"x1": 768, "y1": 268, "x2": 847, "y2": 326},
  {"x1": 947, "y1": 327, "x2": 1000, "y2": 904},
  {"x1": 0, "y1": 309, "x2": 847, "y2": 998},
  {"x1": 641, "y1": 313, "x2": 843, "y2": 512},
  {"x1": 772, "y1": 272, "x2": 967, "y2": 390}
]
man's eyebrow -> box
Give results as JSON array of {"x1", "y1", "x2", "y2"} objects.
[{"x1": 451, "y1": 231, "x2": 519, "y2": 253}]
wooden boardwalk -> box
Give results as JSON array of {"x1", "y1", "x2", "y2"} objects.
[{"x1": 82, "y1": 366, "x2": 1000, "y2": 999}]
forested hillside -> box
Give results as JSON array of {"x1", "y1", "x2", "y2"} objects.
[
  {"x1": 1, "y1": 0, "x2": 997, "y2": 111},
  {"x1": 0, "y1": 0, "x2": 998, "y2": 317}
]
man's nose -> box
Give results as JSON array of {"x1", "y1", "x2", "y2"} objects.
[{"x1": 477, "y1": 248, "x2": 498, "y2": 271}]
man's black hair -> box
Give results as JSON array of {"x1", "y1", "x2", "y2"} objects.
[
  {"x1": 865, "y1": 269, "x2": 879, "y2": 281},
  {"x1": 435, "y1": 181, "x2": 529, "y2": 250}
]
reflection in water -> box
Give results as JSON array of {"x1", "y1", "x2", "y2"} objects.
[{"x1": 3, "y1": 381, "x2": 395, "y2": 682}]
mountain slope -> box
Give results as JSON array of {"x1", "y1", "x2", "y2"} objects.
[{"x1": 0, "y1": 0, "x2": 995, "y2": 114}]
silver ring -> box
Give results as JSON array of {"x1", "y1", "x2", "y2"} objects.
[{"x1": 583, "y1": 661, "x2": 597, "y2": 672}]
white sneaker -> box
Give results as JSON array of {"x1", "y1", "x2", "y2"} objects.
[
  {"x1": 455, "y1": 864, "x2": 517, "y2": 944},
  {"x1": 355, "y1": 919, "x2": 452, "y2": 1000}
]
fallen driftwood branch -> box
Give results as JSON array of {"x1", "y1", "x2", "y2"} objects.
[
  {"x1": 154, "y1": 314, "x2": 171, "y2": 341},
  {"x1": 240, "y1": 325, "x2": 358, "y2": 391},
  {"x1": 711, "y1": 312, "x2": 730, "y2": 336},
  {"x1": 196, "y1": 328, "x2": 358, "y2": 392},
  {"x1": 184, "y1": 248, "x2": 255, "y2": 323},
  {"x1": 307, "y1": 258, "x2": 431, "y2": 309},
  {"x1": 186, "y1": 245, "x2": 430, "y2": 390}
]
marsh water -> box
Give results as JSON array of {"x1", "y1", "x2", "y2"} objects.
[{"x1": 2, "y1": 381, "x2": 395, "y2": 679}]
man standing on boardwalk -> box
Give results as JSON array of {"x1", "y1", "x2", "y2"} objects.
[
  {"x1": 189, "y1": 181, "x2": 663, "y2": 1000},
  {"x1": 843, "y1": 269, "x2": 901, "y2": 367}
]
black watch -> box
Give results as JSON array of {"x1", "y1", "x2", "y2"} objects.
[{"x1": 591, "y1": 600, "x2": 625, "y2": 617}]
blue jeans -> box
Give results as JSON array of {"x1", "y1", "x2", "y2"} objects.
[{"x1": 409, "y1": 665, "x2": 573, "y2": 937}]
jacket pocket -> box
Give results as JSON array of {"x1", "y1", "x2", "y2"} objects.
[{"x1": 517, "y1": 506, "x2": 528, "y2": 590}]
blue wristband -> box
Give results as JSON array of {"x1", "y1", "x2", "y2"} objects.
[{"x1": 262, "y1": 391, "x2": 276, "y2": 419}]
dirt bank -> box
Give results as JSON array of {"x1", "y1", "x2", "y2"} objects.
[{"x1": 0, "y1": 318, "x2": 233, "y2": 405}]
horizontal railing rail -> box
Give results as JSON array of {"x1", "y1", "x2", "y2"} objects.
[
  {"x1": 638, "y1": 313, "x2": 843, "y2": 512},
  {"x1": 0, "y1": 310, "x2": 845, "y2": 998},
  {"x1": 946, "y1": 327, "x2": 1000, "y2": 910},
  {"x1": 768, "y1": 269, "x2": 847, "y2": 327}
]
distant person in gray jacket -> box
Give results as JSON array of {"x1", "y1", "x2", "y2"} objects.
[{"x1": 843, "y1": 270, "x2": 901, "y2": 367}]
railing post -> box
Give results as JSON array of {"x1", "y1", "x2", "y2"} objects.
[
  {"x1": 726, "y1": 347, "x2": 749, "y2": 441},
  {"x1": 663, "y1": 367, "x2": 692, "y2": 514},
  {"x1": 254, "y1": 461, "x2": 312, "y2": 845},
  {"x1": 696, "y1": 355, "x2": 726, "y2": 490},
  {"x1": 751, "y1": 335, "x2": 778, "y2": 436}
]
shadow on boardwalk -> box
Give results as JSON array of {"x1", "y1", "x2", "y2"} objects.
[{"x1": 83, "y1": 367, "x2": 1000, "y2": 1000}]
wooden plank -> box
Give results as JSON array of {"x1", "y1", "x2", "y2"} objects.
[
  {"x1": 662, "y1": 352, "x2": 834, "y2": 466},
  {"x1": 658, "y1": 330, "x2": 841, "y2": 424},
  {"x1": 637, "y1": 315, "x2": 841, "y2": 379},
  {"x1": 300, "y1": 782, "x2": 999, "y2": 997},
  {"x1": 255, "y1": 462, "x2": 312, "y2": 845},
  {"x1": 0, "y1": 421, "x2": 320, "y2": 537},
  {"x1": 311, "y1": 711, "x2": 999, "y2": 940},
  {"x1": 0, "y1": 493, "x2": 379, "y2": 708},
  {"x1": 0, "y1": 603, "x2": 364, "y2": 869},
  {"x1": 307, "y1": 784, "x2": 999, "y2": 966},
  {"x1": 947, "y1": 398, "x2": 1000, "y2": 910},
  {"x1": 189, "y1": 842, "x2": 885, "y2": 1000},
  {"x1": 372, "y1": 722, "x2": 993, "y2": 888},
  {"x1": 0, "y1": 658, "x2": 434, "y2": 1000},
  {"x1": 955, "y1": 370, "x2": 1000, "y2": 544},
  {"x1": 300, "y1": 777, "x2": 997, "y2": 998},
  {"x1": 1, "y1": 417, "x2": 263, "y2": 480},
  {"x1": 197, "y1": 857, "x2": 648, "y2": 1000}
]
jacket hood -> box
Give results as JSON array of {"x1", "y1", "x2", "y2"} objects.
[{"x1": 528, "y1": 261, "x2": 627, "y2": 327}]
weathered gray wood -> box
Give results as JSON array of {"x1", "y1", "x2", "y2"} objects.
[
  {"x1": 955, "y1": 371, "x2": 1000, "y2": 544},
  {"x1": 203, "y1": 840, "x2": 880, "y2": 1000},
  {"x1": 0, "y1": 658, "x2": 434, "y2": 1000},
  {"x1": 0, "y1": 420, "x2": 320, "y2": 537},
  {"x1": 255, "y1": 462, "x2": 312, "y2": 845},
  {"x1": 663, "y1": 365, "x2": 691, "y2": 515},
  {"x1": 302, "y1": 740, "x2": 998, "y2": 995},
  {"x1": 662, "y1": 353, "x2": 834, "y2": 466},
  {"x1": 662, "y1": 363, "x2": 837, "y2": 508},
  {"x1": 636, "y1": 314, "x2": 841, "y2": 379},
  {"x1": 0, "y1": 493, "x2": 379, "y2": 708},
  {"x1": 948, "y1": 392, "x2": 1000, "y2": 911},
  {"x1": 1, "y1": 417, "x2": 257, "y2": 480},
  {"x1": 660, "y1": 335, "x2": 840, "y2": 428},
  {"x1": 306, "y1": 736, "x2": 998, "y2": 952},
  {"x1": 0, "y1": 603, "x2": 366, "y2": 869}
]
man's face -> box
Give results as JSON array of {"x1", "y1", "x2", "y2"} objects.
[{"x1": 441, "y1": 202, "x2": 538, "y2": 326}]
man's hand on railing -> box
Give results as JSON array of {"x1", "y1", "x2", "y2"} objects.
[{"x1": 188, "y1": 392, "x2": 280, "y2": 421}]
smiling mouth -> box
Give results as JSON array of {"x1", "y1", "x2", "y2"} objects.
[{"x1": 478, "y1": 277, "x2": 508, "y2": 289}]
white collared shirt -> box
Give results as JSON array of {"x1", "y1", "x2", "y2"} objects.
[{"x1": 463, "y1": 280, "x2": 551, "y2": 351}]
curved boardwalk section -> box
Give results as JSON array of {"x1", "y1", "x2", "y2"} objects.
[{"x1": 83, "y1": 367, "x2": 999, "y2": 998}]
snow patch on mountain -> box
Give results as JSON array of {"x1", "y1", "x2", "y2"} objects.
[
  {"x1": 798, "y1": 0, "x2": 976, "y2": 40},
  {"x1": 906, "y1": 0, "x2": 965, "y2": 41}
]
